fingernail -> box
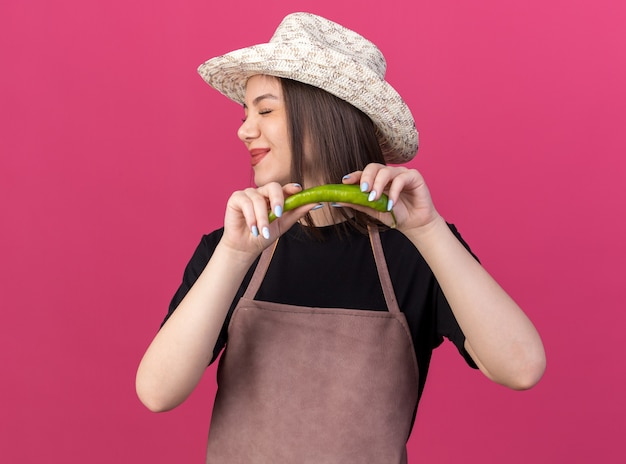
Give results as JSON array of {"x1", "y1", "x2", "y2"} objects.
[
  {"x1": 330, "y1": 202, "x2": 342, "y2": 208},
  {"x1": 368, "y1": 190, "x2": 377, "y2": 202},
  {"x1": 262, "y1": 227, "x2": 270, "y2": 239},
  {"x1": 360, "y1": 182, "x2": 369, "y2": 192},
  {"x1": 293, "y1": 183, "x2": 302, "y2": 189},
  {"x1": 387, "y1": 199, "x2": 394, "y2": 211},
  {"x1": 311, "y1": 203, "x2": 324, "y2": 211},
  {"x1": 342, "y1": 175, "x2": 350, "y2": 181},
  {"x1": 251, "y1": 225, "x2": 259, "y2": 237},
  {"x1": 274, "y1": 205, "x2": 283, "y2": 218}
]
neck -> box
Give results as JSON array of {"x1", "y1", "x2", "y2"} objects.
[{"x1": 304, "y1": 204, "x2": 352, "y2": 227}]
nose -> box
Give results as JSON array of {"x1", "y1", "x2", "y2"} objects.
[{"x1": 237, "y1": 116, "x2": 260, "y2": 143}]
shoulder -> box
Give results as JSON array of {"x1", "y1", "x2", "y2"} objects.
[
  {"x1": 379, "y1": 223, "x2": 478, "y2": 277},
  {"x1": 182, "y1": 227, "x2": 225, "y2": 274},
  {"x1": 380, "y1": 223, "x2": 475, "y2": 253},
  {"x1": 379, "y1": 227, "x2": 422, "y2": 256},
  {"x1": 198, "y1": 227, "x2": 225, "y2": 252}
]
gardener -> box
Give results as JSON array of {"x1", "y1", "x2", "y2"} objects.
[{"x1": 136, "y1": 12, "x2": 545, "y2": 463}]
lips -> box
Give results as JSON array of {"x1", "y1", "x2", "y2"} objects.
[{"x1": 249, "y1": 148, "x2": 270, "y2": 167}]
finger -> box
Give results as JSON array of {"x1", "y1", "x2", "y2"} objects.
[
  {"x1": 258, "y1": 184, "x2": 312, "y2": 239},
  {"x1": 223, "y1": 190, "x2": 256, "y2": 239},
  {"x1": 283, "y1": 182, "x2": 304, "y2": 197},
  {"x1": 368, "y1": 166, "x2": 399, "y2": 203},
  {"x1": 259, "y1": 181, "x2": 305, "y2": 221},
  {"x1": 386, "y1": 169, "x2": 423, "y2": 208},
  {"x1": 275, "y1": 202, "x2": 320, "y2": 229},
  {"x1": 244, "y1": 188, "x2": 275, "y2": 240},
  {"x1": 357, "y1": 163, "x2": 386, "y2": 196},
  {"x1": 232, "y1": 189, "x2": 263, "y2": 237},
  {"x1": 341, "y1": 171, "x2": 362, "y2": 185},
  {"x1": 266, "y1": 183, "x2": 305, "y2": 234}
]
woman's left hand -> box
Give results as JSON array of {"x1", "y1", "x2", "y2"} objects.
[
  {"x1": 346, "y1": 165, "x2": 546, "y2": 391},
  {"x1": 342, "y1": 163, "x2": 440, "y2": 233}
]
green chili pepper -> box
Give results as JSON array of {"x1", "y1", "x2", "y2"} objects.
[{"x1": 268, "y1": 184, "x2": 396, "y2": 227}]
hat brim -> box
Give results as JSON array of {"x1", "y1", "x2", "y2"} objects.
[{"x1": 198, "y1": 42, "x2": 418, "y2": 164}]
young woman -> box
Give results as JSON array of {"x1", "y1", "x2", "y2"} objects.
[{"x1": 136, "y1": 12, "x2": 545, "y2": 463}]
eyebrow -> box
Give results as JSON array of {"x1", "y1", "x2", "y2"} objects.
[{"x1": 243, "y1": 93, "x2": 279, "y2": 109}]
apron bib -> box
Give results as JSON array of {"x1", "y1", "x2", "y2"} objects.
[{"x1": 206, "y1": 226, "x2": 419, "y2": 463}]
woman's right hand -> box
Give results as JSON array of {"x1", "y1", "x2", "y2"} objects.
[
  {"x1": 136, "y1": 181, "x2": 316, "y2": 412},
  {"x1": 220, "y1": 182, "x2": 314, "y2": 257}
]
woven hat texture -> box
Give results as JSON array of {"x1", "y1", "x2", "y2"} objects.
[{"x1": 198, "y1": 12, "x2": 418, "y2": 164}]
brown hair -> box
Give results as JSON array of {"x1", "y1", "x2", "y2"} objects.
[{"x1": 280, "y1": 78, "x2": 386, "y2": 234}]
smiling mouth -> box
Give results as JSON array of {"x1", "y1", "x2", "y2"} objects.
[{"x1": 250, "y1": 148, "x2": 269, "y2": 167}]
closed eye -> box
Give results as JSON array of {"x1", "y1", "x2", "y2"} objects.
[{"x1": 241, "y1": 108, "x2": 272, "y2": 123}]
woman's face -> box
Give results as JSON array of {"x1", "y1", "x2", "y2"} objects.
[{"x1": 238, "y1": 75, "x2": 292, "y2": 187}]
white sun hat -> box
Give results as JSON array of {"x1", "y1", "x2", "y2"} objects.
[{"x1": 198, "y1": 12, "x2": 418, "y2": 164}]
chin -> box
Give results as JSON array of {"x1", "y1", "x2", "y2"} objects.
[
  {"x1": 252, "y1": 174, "x2": 265, "y2": 187},
  {"x1": 253, "y1": 171, "x2": 290, "y2": 187}
]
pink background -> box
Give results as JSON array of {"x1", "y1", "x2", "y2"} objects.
[{"x1": 1, "y1": 0, "x2": 624, "y2": 462}]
